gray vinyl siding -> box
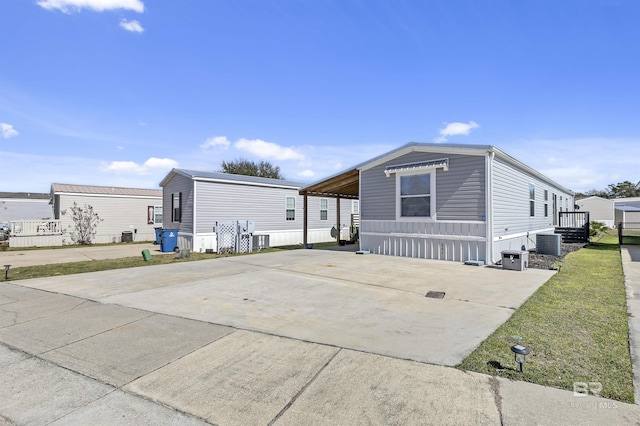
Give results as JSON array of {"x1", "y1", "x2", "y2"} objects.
[
  {"x1": 491, "y1": 157, "x2": 573, "y2": 239},
  {"x1": 163, "y1": 174, "x2": 194, "y2": 234},
  {"x1": 57, "y1": 193, "x2": 161, "y2": 244},
  {"x1": 360, "y1": 152, "x2": 486, "y2": 221},
  {"x1": 194, "y1": 181, "x2": 352, "y2": 234}
]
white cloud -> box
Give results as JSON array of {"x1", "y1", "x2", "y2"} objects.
[
  {"x1": 119, "y1": 18, "x2": 144, "y2": 33},
  {"x1": 434, "y1": 121, "x2": 479, "y2": 143},
  {"x1": 37, "y1": 0, "x2": 144, "y2": 13},
  {"x1": 201, "y1": 136, "x2": 231, "y2": 150},
  {"x1": 143, "y1": 157, "x2": 178, "y2": 169},
  {"x1": 235, "y1": 138, "x2": 305, "y2": 161},
  {"x1": 101, "y1": 157, "x2": 178, "y2": 175},
  {"x1": 0, "y1": 123, "x2": 19, "y2": 139},
  {"x1": 298, "y1": 169, "x2": 315, "y2": 178}
]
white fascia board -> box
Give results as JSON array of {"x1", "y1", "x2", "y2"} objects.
[
  {"x1": 359, "y1": 144, "x2": 487, "y2": 172},
  {"x1": 54, "y1": 192, "x2": 161, "y2": 200}
]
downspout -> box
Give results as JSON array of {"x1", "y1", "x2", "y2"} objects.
[
  {"x1": 303, "y1": 193, "x2": 308, "y2": 247},
  {"x1": 486, "y1": 150, "x2": 495, "y2": 264},
  {"x1": 192, "y1": 180, "x2": 197, "y2": 251}
]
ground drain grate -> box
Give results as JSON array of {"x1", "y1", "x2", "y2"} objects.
[{"x1": 425, "y1": 291, "x2": 445, "y2": 299}]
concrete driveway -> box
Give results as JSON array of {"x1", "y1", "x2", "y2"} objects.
[
  {"x1": 11, "y1": 249, "x2": 554, "y2": 366},
  {"x1": 3, "y1": 248, "x2": 640, "y2": 425}
]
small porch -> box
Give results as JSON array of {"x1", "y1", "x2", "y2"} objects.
[{"x1": 555, "y1": 211, "x2": 590, "y2": 243}]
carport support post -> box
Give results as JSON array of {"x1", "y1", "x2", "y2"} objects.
[
  {"x1": 303, "y1": 193, "x2": 308, "y2": 248},
  {"x1": 336, "y1": 195, "x2": 341, "y2": 245}
]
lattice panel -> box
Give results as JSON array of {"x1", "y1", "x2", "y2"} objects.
[{"x1": 216, "y1": 221, "x2": 237, "y2": 254}]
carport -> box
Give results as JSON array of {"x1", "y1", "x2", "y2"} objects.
[{"x1": 299, "y1": 168, "x2": 359, "y2": 247}]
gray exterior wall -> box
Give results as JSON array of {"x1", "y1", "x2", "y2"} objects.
[
  {"x1": 162, "y1": 173, "x2": 195, "y2": 235},
  {"x1": 360, "y1": 152, "x2": 486, "y2": 221},
  {"x1": 360, "y1": 152, "x2": 487, "y2": 262},
  {"x1": 490, "y1": 157, "x2": 574, "y2": 262},
  {"x1": 56, "y1": 193, "x2": 162, "y2": 244},
  {"x1": 194, "y1": 180, "x2": 352, "y2": 233}
]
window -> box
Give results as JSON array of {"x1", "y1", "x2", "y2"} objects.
[
  {"x1": 559, "y1": 196, "x2": 563, "y2": 213},
  {"x1": 544, "y1": 190, "x2": 549, "y2": 218},
  {"x1": 172, "y1": 192, "x2": 182, "y2": 222},
  {"x1": 285, "y1": 196, "x2": 295, "y2": 221},
  {"x1": 529, "y1": 184, "x2": 535, "y2": 217},
  {"x1": 400, "y1": 173, "x2": 432, "y2": 217},
  {"x1": 320, "y1": 198, "x2": 328, "y2": 220},
  {"x1": 147, "y1": 206, "x2": 163, "y2": 224},
  {"x1": 352, "y1": 200, "x2": 360, "y2": 214}
]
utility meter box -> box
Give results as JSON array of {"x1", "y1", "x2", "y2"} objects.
[{"x1": 501, "y1": 250, "x2": 529, "y2": 271}]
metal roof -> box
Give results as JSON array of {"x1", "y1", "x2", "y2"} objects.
[
  {"x1": 0, "y1": 192, "x2": 50, "y2": 200},
  {"x1": 161, "y1": 169, "x2": 305, "y2": 189},
  {"x1": 51, "y1": 183, "x2": 162, "y2": 197}
]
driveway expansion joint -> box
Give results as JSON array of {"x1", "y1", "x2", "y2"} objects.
[{"x1": 268, "y1": 347, "x2": 342, "y2": 425}]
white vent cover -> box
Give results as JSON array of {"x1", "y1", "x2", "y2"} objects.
[{"x1": 537, "y1": 233, "x2": 561, "y2": 256}]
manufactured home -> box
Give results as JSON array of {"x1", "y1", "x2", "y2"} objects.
[
  {"x1": 575, "y1": 196, "x2": 615, "y2": 228},
  {"x1": 0, "y1": 192, "x2": 53, "y2": 224},
  {"x1": 51, "y1": 183, "x2": 163, "y2": 244},
  {"x1": 159, "y1": 169, "x2": 355, "y2": 252},
  {"x1": 300, "y1": 143, "x2": 575, "y2": 265},
  {"x1": 576, "y1": 196, "x2": 640, "y2": 229}
]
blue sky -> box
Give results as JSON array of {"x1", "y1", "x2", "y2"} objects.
[{"x1": 1, "y1": 0, "x2": 639, "y2": 194}]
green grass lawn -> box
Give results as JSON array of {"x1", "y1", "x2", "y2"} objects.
[
  {"x1": 458, "y1": 233, "x2": 634, "y2": 403},
  {"x1": 0, "y1": 243, "x2": 331, "y2": 282}
]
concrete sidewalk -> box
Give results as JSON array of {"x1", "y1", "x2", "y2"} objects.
[
  {"x1": 622, "y1": 245, "x2": 640, "y2": 405},
  {"x1": 1, "y1": 281, "x2": 638, "y2": 425}
]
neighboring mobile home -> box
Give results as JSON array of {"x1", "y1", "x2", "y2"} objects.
[
  {"x1": 300, "y1": 143, "x2": 575, "y2": 265},
  {"x1": 0, "y1": 192, "x2": 53, "y2": 224},
  {"x1": 575, "y1": 196, "x2": 640, "y2": 228},
  {"x1": 575, "y1": 196, "x2": 615, "y2": 228},
  {"x1": 159, "y1": 169, "x2": 355, "y2": 252},
  {"x1": 51, "y1": 183, "x2": 163, "y2": 244}
]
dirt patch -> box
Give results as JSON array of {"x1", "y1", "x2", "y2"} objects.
[{"x1": 527, "y1": 243, "x2": 585, "y2": 270}]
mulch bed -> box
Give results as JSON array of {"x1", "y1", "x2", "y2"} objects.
[{"x1": 527, "y1": 242, "x2": 586, "y2": 270}]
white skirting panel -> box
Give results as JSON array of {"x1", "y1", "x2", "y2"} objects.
[
  {"x1": 9, "y1": 234, "x2": 64, "y2": 248},
  {"x1": 186, "y1": 228, "x2": 341, "y2": 252},
  {"x1": 359, "y1": 220, "x2": 487, "y2": 263},
  {"x1": 360, "y1": 233, "x2": 486, "y2": 263}
]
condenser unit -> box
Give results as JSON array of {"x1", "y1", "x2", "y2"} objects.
[{"x1": 536, "y1": 233, "x2": 561, "y2": 256}]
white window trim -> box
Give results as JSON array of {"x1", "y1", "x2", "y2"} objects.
[
  {"x1": 320, "y1": 198, "x2": 328, "y2": 220},
  {"x1": 285, "y1": 196, "x2": 296, "y2": 221},
  {"x1": 529, "y1": 184, "x2": 535, "y2": 217},
  {"x1": 394, "y1": 168, "x2": 437, "y2": 222}
]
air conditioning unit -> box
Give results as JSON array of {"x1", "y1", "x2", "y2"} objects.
[{"x1": 537, "y1": 233, "x2": 561, "y2": 256}]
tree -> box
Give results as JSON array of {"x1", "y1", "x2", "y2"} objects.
[
  {"x1": 220, "y1": 158, "x2": 284, "y2": 179},
  {"x1": 66, "y1": 202, "x2": 103, "y2": 245},
  {"x1": 606, "y1": 181, "x2": 640, "y2": 199}
]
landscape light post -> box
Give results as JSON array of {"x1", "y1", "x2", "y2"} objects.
[{"x1": 511, "y1": 344, "x2": 530, "y2": 373}]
